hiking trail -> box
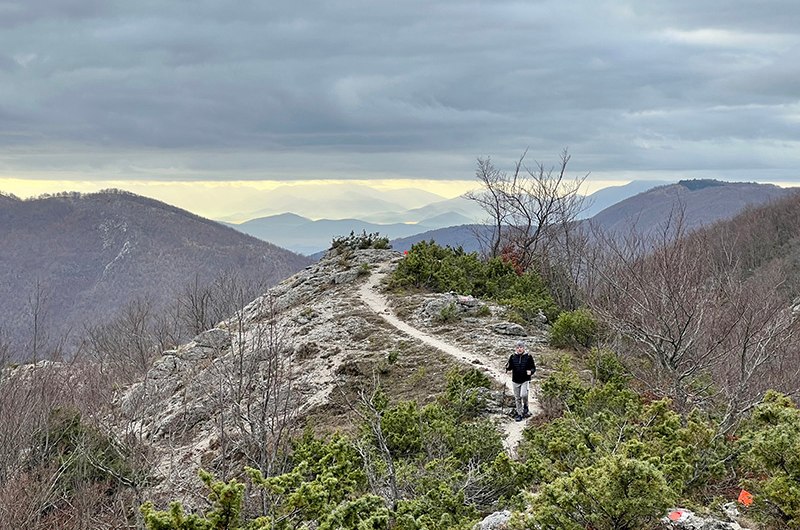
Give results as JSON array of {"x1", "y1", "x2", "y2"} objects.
[{"x1": 358, "y1": 264, "x2": 540, "y2": 456}]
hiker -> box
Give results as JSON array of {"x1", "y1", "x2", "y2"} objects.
[{"x1": 505, "y1": 340, "x2": 536, "y2": 421}]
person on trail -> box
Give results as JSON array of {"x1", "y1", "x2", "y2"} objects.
[{"x1": 505, "y1": 340, "x2": 536, "y2": 422}]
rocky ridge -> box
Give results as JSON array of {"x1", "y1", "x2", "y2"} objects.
[
  {"x1": 117, "y1": 248, "x2": 546, "y2": 501},
  {"x1": 103, "y1": 247, "x2": 756, "y2": 528}
]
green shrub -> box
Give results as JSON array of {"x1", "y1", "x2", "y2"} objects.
[
  {"x1": 331, "y1": 230, "x2": 390, "y2": 253},
  {"x1": 587, "y1": 348, "x2": 630, "y2": 386},
  {"x1": 358, "y1": 263, "x2": 372, "y2": 276},
  {"x1": 391, "y1": 241, "x2": 558, "y2": 322},
  {"x1": 30, "y1": 408, "x2": 138, "y2": 496},
  {"x1": 444, "y1": 367, "x2": 492, "y2": 419},
  {"x1": 538, "y1": 357, "x2": 587, "y2": 416},
  {"x1": 141, "y1": 470, "x2": 245, "y2": 530},
  {"x1": 739, "y1": 391, "x2": 800, "y2": 527},
  {"x1": 387, "y1": 350, "x2": 399, "y2": 365},
  {"x1": 525, "y1": 360, "x2": 730, "y2": 496},
  {"x1": 526, "y1": 455, "x2": 675, "y2": 530},
  {"x1": 381, "y1": 401, "x2": 423, "y2": 456},
  {"x1": 318, "y1": 495, "x2": 390, "y2": 530},
  {"x1": 549, "y1": 308, "x2": 598, "y2": 349},
  {"x1": 436, "y1": 302, "x2": 459, "y2": 323}
]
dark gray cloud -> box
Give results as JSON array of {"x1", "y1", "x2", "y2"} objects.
[{"x1": 1, "y1": 0, "x2": 799, "y2": 182}]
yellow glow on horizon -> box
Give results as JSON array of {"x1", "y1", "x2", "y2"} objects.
[
  {"x1": 0, "y1": 178, "x2": 485, "y2": 220},
  {"x1": 4, "y1": 176, "x2": 742, "y2": 221},
  {"x1": 0, "y1": 177, "x2": 480, "y2": 197}
]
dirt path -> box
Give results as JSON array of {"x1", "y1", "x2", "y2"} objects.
[{"x1": 358, "y1": 264, "x2": 539, "y2": 456}]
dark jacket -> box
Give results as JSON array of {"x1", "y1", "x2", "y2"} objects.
[{"x1": 506, "y1": 352, "x2": 536, "y2": 384}]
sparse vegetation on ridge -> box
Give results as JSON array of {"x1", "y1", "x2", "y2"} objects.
[
  {"x1": 389, "y1": 240, "x2": 559, "y2": 322},
  {"x1": 331, "y1": 230, "x2": 391, "y2": 253}
]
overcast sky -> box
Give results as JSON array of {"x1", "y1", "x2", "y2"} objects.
[{"x1": 1, "y1": 0, "x2": 799, "y2": 207}]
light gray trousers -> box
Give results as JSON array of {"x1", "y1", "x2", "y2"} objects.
[{"x1": 512, "y1": 381, "x2": 529, "y2": 416}]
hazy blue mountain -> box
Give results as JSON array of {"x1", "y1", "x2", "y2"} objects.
[
  {"x1": 361, "y1": 195, "x2": 485, "y2": 224},
  {"x1": 416, "y1": 211, "x2": 474, "y2": 227},
  {"x1": 218, "y1": 183, "x2": 446, "y2": 223},
  {"x1": 233, "y1": 214, "x2": 434, "y2": 255},
  {"x1": 580, "y1": 180, "x2": 673, "y2": 219}
]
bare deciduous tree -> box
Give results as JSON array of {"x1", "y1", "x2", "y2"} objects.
[
  {"x1": 346, "y1": 377, "x2": 400, "y2": 511},
  {"x1": 586, "y1": 211, "x2": 800, "y2": 429},
  {"x1": 467, "y1": 149, "x2": 589, "y2": 308}
]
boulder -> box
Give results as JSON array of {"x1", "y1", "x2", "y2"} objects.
[
  {"x1": 491, "y1": 322, "x2": 527, "y2": 336},
  {"x1": 193, "y1": 328, "x2": 231, "y2": 350},
  {"x1": 475, "y1": 510, "x2": 511, "y2": 530}
]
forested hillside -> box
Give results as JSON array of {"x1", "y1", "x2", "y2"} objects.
[
  {"x1": 0, "y1": 190, "x2": 311, "y2": 359},
  {"x1": 589, "y1": 179, "x2": 790, "y2": 235}
]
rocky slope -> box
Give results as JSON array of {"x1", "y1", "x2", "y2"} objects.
[{"x1": 118, "y1": 248, "x2": 550, "y2": 501}]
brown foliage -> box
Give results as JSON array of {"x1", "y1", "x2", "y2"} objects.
[{"x1": 586, "y1": 206, "x2": 800, "y2": 429}]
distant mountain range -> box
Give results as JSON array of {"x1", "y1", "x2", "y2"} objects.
[
  {"x1": 217, "y1": 183, "x2": 447, "y2": 222},
  {"x1": 0, "y1": 191, "x2": 311, "y2": 355},
  {"x1": 226, "y1": 180, "x2": 677, "y2": 255},
  {"x1": 388, "y1": 179, "x2": 792, "y2": 253},
  {"x1": 359, "y1": 196, "x2": 486, "y2": 224},
  {"x1": 228, "y1": 210, "x2": 477, "y2": 255}
]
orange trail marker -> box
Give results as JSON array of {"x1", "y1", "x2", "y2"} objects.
[
  {"x1": 668, "y1": 510, "x2": 683, "y2": 521},
  {"x1": 738, "y1": 489, "x2": 754, "y2": 507}
]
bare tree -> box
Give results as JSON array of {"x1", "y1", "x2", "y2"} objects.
[
  {"x1": 83, "y1": 296, "x2": 163, "y2": 385},
  {"x1": 179, "y1": 270, "x2": 271, "y2": 339},
  {"x1": 466, "y1": 157, "x2": 508, "y2": 259},
  {"x1": 24, "y1": 278, "x2": 68, "y2": 362},
  {"x1": 467, "y1": 149, "x2": 589, "y2": 308},
  {"x1": 194, "y1": 290, "x2": 299, "y2": 518},
  {"x1": 586, "y1": 211, "x2": 800, "y2": 429},
  {"x1": 345, "y1": 377, "x2": 400, "y2": 511},
  {"x1": 180, "y1": 274, "x2": 214, "y2": 337}
]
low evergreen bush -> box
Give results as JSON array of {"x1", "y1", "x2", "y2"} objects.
[
  {"x1": 331, "y1": 230, "x2": 391, "y2": 253},
  {"x1": 390, "y1": 241, "x2": 559, "y2": 322},
  {"x1": 549, "y1": 308, "x2": 598, "y2": 349}
]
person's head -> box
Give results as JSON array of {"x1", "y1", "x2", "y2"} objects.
[{"x1": 515, "y1": 340, "x2": 526, "y2": 353}]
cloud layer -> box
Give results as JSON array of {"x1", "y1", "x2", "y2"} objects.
[{"x1": 1, "y1": 0, "x2": 799, "y2": 183}]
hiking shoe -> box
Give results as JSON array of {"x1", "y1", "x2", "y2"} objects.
[{"x1": 515, "y1": 414, "x2": 523, "y2": 422}]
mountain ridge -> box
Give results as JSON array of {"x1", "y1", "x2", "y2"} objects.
[{"x1": 0, "y1": 190, "x2": 312, "y2": 355}]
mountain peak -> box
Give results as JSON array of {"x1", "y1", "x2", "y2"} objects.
[
  {"x1": 590, "y1": 179, "x2": 791, "y2": 234},
  {"x1": 676, "y1": 178, "x2": 727, "y2": 191},
  {"x1": 0, "y1": 191, "x2": 311, "y2": 352}
]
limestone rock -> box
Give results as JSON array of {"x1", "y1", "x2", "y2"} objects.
[
  {"x1": 423, "y1": 293, "x2": 488, "y2": 318},
  {"x1": 661, "y1": 508, "x2": 751, "y2": 530},
  {"x1": 475, "y1": 510, "x2": 511, "y2": 530},
  {"x1": 333, "y1": 269, "x2": 360, "y2": 284},
  {"x1": 193, "y1": 328, "x2": 231, "y2": 350},
  {"x1": 491, "y1": 322, "x2": 527, "y2": 336}
]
